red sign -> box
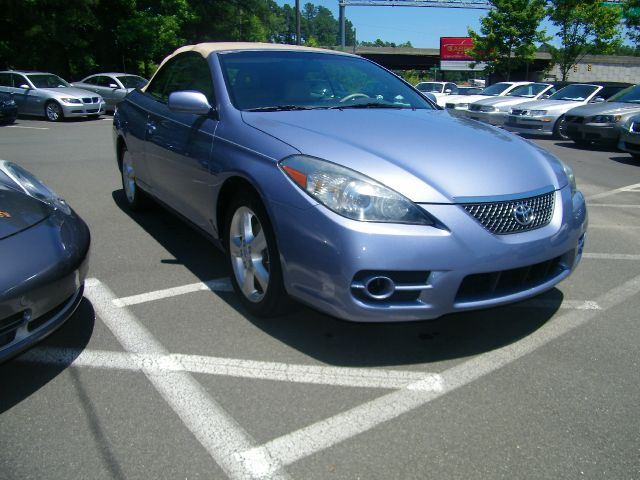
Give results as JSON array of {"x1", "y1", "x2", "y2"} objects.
[{"x1": 440, "y1": 37, "x2": 474, "y2": 61}]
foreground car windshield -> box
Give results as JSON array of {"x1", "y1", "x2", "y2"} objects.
[
  {"x1": 549, "y1": 84, "x2": 598, "y2": 102},
  {"x1": 219, "y1": 51, "x2": 432, "y2": 111},
  {"x1": 506, "y1": 83, "x2": 549, "y2": 98},
  {"x1": 606, "y1": 84, "x2": 640, "y2": 103},
  {"x1": 26, "y1": 74, "x2": 70, "y2": 88}
]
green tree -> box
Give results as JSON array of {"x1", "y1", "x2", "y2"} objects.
[
  {"x1": 546, "y1": 0, "x2": 622, "y2": 81},
  {"x1": 623, "y1": 0, "x2": 640, "y2": 45},
  {"x1": 468, "y1": 0, "x2": 548, "y2": 81}
]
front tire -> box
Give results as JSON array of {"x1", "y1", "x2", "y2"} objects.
[
  {"x1": 553, "y1": 116, "x2": 569, "y2": 140},
  {"x1": 225, "y1": 192, "x2": 289, "y2": 317},
  {"x1": 45, "y1": 101, "x2": 63, "y2": 122}
]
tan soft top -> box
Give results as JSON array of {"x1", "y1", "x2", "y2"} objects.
[{"x1": 142, "y1": 42, "x2": 354, "y2": 91}]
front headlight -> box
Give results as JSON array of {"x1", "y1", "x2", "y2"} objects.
[
  {"x1": 480, "y1": 105, "x2": 497, "y2": 113},
  {"x1": 560, "y1": 161, "x2": 577, "y2": 196},
  {"x1": 529, "y1": 110, "x2": 547, "y2": 116},
  {"x1": 0, "y1": 160, "x2": 71, "y2": 214},
  {"x1": 591, "y1": 114, "x2": 621, "y2": 123},
  {"x1": 60, "y1": 97, "x2": 82, "y2": 104},
  {"x1": 280, "y1": 156, "x2": 434, "y2": 225},
  {"x1": 454, "y1": 103, "x2": 469, "y2": 109}
]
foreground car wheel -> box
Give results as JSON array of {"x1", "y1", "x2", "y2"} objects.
[
  {"x1": 45, "y1": 101, "x2": 63, "y2": 122},
  {"x1": 121, "y1": 149, "x2": 147, "y2": 209},
  {"x1": 225, "y1": 193, "x2": 289, "y2": 317}
]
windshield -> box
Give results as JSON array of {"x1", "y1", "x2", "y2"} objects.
[
  {"x1": 416, "y1": 82, "x2": 444, "y2": 93},
  {"x1": 506, "y1": 83, "x2": 549, "y2": 98},
  {"x1": 549, "y1": 84, "x2": 598, "y2": 102},
  {"x1": 26, "y1": 74, "x2": 70, "y2": 88},
  {"x1": 480, "y1": 82, "x2": 513, "y2": 96},
  {"x1": 117, "y1": 75, "x2": 147, "y2": 89},
  {"x1": 606, "y1": 84, "x2": 640, "y2": 103},
  {"x1": 219, "y1": 51, "x2": 433, "y2": 111}
]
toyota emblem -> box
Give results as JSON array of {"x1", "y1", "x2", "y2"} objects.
[{"x1": 513, "y1": 204, "x2": 535, "y2": 226}]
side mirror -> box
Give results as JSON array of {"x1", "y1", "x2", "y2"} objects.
[
  {"x1": 444, "y1": 89, "x2": 452, "y2": 94},
  {"x1": 168, "y1": 90, "x2": 214, "y2": 116},
  {"x1": 109, "y1": 83, "x2": 119, "y2": 89},
  {"x1": 592, "y1": 97, "x2": 605, "y2": 103},
  {"x1": 19, "y1": 84, "x2": 30, "y2": 89},
  {"x1": 540, "y1": 94, "x2": 550, "y2": 99}
]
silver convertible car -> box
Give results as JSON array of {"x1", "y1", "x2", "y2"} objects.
[
  {"x1": 0, "y1": 70, "x2": 105, "y2": 121},
  {"x1": 113, "y1": 43, "x2": 587, "y2": 322}
]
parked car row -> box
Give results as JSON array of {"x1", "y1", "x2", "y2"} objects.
[
  {"x1": 414, "y1": 81, "x2": 483, "y2": 106},
  {"x1": 444, "y1": 79, "x2": 639, "y2": 160},
  {"x1": 0, "y1": 70, "x2": 146, "y2": 122}
]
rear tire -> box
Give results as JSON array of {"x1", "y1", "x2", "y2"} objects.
[
  {"x1": 225, "y1": 191, "x2": 290, "y2": 317},
  {"x1": 121, "y1": 148, "x2": 148, "y2": 210}
]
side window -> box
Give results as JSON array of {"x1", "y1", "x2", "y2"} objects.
[
  {"x1": 145, "y1": 52, "x2": 215, "y2": 104},
  {"x1": 96, "y1": 76, "x2": 114, "y2": 87},
  {"x1": 447, "y1": 83, "x2": 458, "y2": 94},
  {"x1": 0, "y1": 73, "x2": 11, "y2": 87},
  {"x1": 83, "y1": 77, "x2": 97, "y2": 85},
  {"x1": 13, "y1": 74, "x2": 28, "y2": 88}
]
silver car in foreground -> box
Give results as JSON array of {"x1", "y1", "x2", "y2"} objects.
[
  {"x1": 0, "y1": 70, "x2": 105, "y2": 121},
  {"x1": 73, "y1": 73, "x2": 147, "y2": 113},
  {"x1": 504, "y1": 82, "x2": 631, "y2": 139},
  {"x1": 113, "y1": 42, "x2": 587, "y2": 322},
  {"x1": 563, "y1": 84, "x2": 640, "y2": 147}
]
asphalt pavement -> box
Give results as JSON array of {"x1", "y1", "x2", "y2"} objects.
[{"x1": 0, "y1": 115, "x2": 639, "y2": 480}]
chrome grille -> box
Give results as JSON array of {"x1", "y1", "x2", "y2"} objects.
[
  {"x1": 468, "y1": 104, "x2": 483, "y2": 112},
  {"x1": 82, "y1": 97, "x2": 100, "y2": 104},
  {"x1": 462, "y1": 192, "x2": 555, "y2": 235},
  {"x1": 511, "y1": 109, "x2": 527, "y2": 116}
]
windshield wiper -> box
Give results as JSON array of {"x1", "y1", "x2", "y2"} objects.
[
  {"x1": 246, "y1": 105, "x2": 316, "y2": 112},
  {"x1": 328, "y1": 102, "x2": 409, "y2": 110}
]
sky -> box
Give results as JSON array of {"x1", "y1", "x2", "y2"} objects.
[
  {"x1": 277, "y1": 0, "x2": 496, "y2": 48},
  {"x1": 276, "y1": 1, "x2": 629, "y2": 49}
]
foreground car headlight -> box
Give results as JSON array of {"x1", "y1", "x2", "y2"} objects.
[
  {"x1": 591, "y1": 114, "x2": 621, "y2": 123},
  {"x1": 60, "y1": 97, "x2": 82, "y2": 104},
  {"x1": 560, "y1": 161, "x2": 577, "y2": 196},
  {"x1": 0, "y1": 160, "x2": 71, "y2": 214},
  {"x1": 529, "y1": 110, "x2": 547, "y2": 116},
  {"x1": 280, "y1": 156, "x2": 434, "y2": 225}
]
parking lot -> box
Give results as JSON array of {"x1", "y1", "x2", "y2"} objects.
[{"x1": 1, "y1": 116, "x2": 639, "y2": 479}]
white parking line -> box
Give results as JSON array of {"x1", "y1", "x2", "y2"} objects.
[
  {"x1": 588, "y1": 225, "x2": 640, "y2": 230},
  {"x1": 19, "y1": 347, "x2": 443, "y2": 391},
  {"x1": 237, "y1": 273, "x2": 640, "y2": 477},
  {"x1": 587, "y1": 204, "x2": 640, "y2": 209},
  {"x1": 583, "y1": 253, "x2": 640, "y2": 260},
  {"x1": 586, "y1": 182, "x2": 640, "y2": 200},
  {"x1": 113, "y1": 278, "x2": 233, "y2": 307},
  {"x1": 6, "y1": 125, "x2": 49, "y2": 130},
  {"x1": 85, "y1": 279, "x2": 292, "y2": 480}
]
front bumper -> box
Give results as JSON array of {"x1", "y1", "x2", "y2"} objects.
[
  {"x1": 273, "y1": 186, "x2": 587, "y2": 322},
  {"x1": 564, "y1": 122, "x2": 618, "y2": 144},
  {"x1": 0, "y1": 209, "x2": 90, "y2": 362},
  {"x1": 504, "y1": 116, "x2": 558, "y2": 136},
  {"x1": 60, "y1": 101, "x2": 106, "y2": 117},
  {"x1": 465, "y1": 110, "x2": 508, "y2": 126},
  {"x1": 618, "y1": 130, "x2": 640, "y2": 156}
]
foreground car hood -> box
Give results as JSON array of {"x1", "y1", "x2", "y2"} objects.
[
  {"x1": 242, "y1": 109, "x2": 564, "y2": 202},
  {"x1": 0, "y1": 189, "x2": 50, "y2": 240},
  {"x1": 566, "y1": 102, "x2": 640, "y2": 117}
]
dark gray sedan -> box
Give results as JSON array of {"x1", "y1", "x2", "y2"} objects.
[
  {"x1": 73, "y1": 73, "x2": 147, "y2": 113},
  {"x1": 564, "y1": 84, "x2": 640, "y2": 147}
]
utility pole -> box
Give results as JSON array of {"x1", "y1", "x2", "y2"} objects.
[{"x1": 296, "y1": 0, "x2": 301, "y2": 45}]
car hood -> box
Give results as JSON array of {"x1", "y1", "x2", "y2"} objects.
[
  {"x1": 565, "y1": 102, "x2": 640, "y2": 117},
  {"x1": 474, "y1": 96, "x2": 538, "y2": 108},
  {"x1": 445, "y1": 94, "x2": 491, "y2": 105},
  {"x1": 0, "y1": 188, "x2": 50, "y2": 240},
  {"x1": 242, "y1": 109, "x2": 565, "y2": 203},
  {"x1": 40, "y1": 87, "x2": 101, "y2": 98},
  {"x1": 515, "y1": 99, "x2": 586, "y2": 113}
]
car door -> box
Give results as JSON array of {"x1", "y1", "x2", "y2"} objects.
[
  {"x1": 10, "y1": 74, "x2": 39, "y2": 115},
  {"x1": 143, "y1": 52, "x2": 218, "y2": 232},
  {"x1": 93, "y1": 76, "x2": 122, "y2": 108}
]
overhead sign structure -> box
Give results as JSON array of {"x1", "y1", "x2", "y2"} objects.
[{"x1": 440, "y1": 37, "x2": 486, "y2": 71}]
